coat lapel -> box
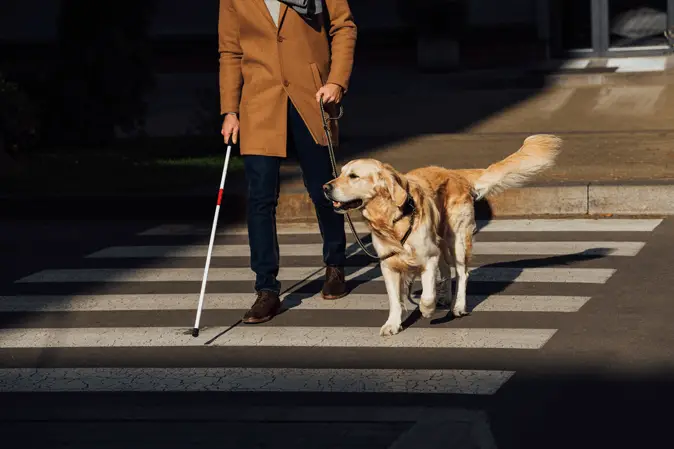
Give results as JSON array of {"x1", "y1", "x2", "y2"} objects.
[
  {"x1": 253, "y1": 0, "x2": 278, "y2": 30},
  {"x1": 277, "y1": 2, "x2": 289, "y2": 32}
]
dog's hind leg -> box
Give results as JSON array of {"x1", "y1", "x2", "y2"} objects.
[
  {"x1": 451, "y1": 224, "x2": 473, "y2": 318},
  {"x1": 380, "y1": 263, "x2": 404, "y2": 337}
]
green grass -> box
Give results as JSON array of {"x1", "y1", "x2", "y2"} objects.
[
  {"x1": 154, "y1": 155, "x2": 244, "y2": 171},
  {"x1": 1, "y1": 137, "x2": 245, "y2": 196}
]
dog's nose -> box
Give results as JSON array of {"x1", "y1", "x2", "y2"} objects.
[{"x1": 323, "y1": 183, "x2": 333, "y2": 193}]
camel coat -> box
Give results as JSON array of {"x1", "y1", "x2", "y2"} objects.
[{"x1": 218, "y1": 0, "x2": 357, "y2": 157}]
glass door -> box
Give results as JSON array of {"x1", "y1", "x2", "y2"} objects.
[
  {"x1": 550, "y1": 0, "x2": 594, "y2": 54},
  {"x1": 608, "y1": 0, "x2": 671, "y2": 50},
  {"x1": 550, "y1": 0, "x2": 674, "y2": 57},
  {"x1": 561, "y1": 0, "x2": 594, "y2": 51}
]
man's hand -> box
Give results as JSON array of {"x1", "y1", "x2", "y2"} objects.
[
  {"x1": 316, "y1": 83, "x2": 343, "y2": 105},
  {"x1": 221, "y1": 113, "x2": 239, "y2": 144}
]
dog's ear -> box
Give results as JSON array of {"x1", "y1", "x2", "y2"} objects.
[{"x1": 380, "y1": 164, "x2": 407, "y2": 206}]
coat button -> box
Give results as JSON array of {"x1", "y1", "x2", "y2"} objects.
[
  {"x1": 277, "y1": 35, "x2": 284, "y2": 42},
  {"x1": 283, "y1": 80, "x2": 289, "y2": 87}
]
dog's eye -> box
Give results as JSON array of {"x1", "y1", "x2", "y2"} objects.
[{"x1": 348, "y1": 173, "x2": 359, "y2": 179}]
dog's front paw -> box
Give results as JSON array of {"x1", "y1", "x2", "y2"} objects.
[
  {"x1": 380, "y1": 321, "x2": 402, "y2": 337},
  {"x1": 419, "y1": 297, "x2": 436, "y2": 318}
]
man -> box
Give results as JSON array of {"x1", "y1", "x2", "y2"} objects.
[{"x1": 219, "y1": 0, "x2": 357, "y2": 324}]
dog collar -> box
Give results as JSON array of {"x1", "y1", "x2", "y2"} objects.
[
  {"x1": 393, "y1": 190, "x2": 416, "y2": 225},
  {"x1": 396, "y1": 190, "x2": 416, "y2": 247}
]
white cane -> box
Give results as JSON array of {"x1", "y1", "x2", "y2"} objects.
[{"x1": 192, "y1": 140, "x2": 233, "y2": 337}]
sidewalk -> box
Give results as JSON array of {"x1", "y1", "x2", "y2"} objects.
[
  {"x1": 261, "y1": 78, "x2": 674, "y2": 220},
  {"x1": 3, "y1": 72, "x2": 674, "y2": 220}
]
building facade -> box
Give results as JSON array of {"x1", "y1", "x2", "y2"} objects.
[
  {"x1": 551, "y1": 0, "x2": 674, "y2": 57},
  {"x1": 2, "y1": 0, "x2": 673, "y2": 62}
]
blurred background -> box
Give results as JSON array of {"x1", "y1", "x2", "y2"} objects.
[
  {"x1": 2, "y1": 4, "x2": 674, "y2": 448},
  {"x1": 1, "y1": 0, "x2": 673, "y2": 198}
]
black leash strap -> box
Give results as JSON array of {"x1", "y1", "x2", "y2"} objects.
[{"x1": 319, "y1": 98, "x2": 380, "y2": 260}]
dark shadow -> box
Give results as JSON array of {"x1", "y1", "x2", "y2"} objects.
[
  {"x1": 0, "y1": 0, "x2": 578, "y2": 223},
  {"x1": 0, "y1": 370, "x2": 673, "y2": 448},
  {"x1": 273, "y1": 247, "x2": 617, "y2": 324},
  {"x1": 408, "y1": 248, "x2": 614, "y2": 327},
  {"x1": 0, "y1": 6, "x2": 672, "y2": 449},
  {"x1": 0, "y1": 235, "x2": 616, "y2": 329},
  {"x1": 474, "y1": 199, "x2": 495, "y2": 225}
]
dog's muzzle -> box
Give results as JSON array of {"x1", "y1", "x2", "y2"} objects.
[{"x1": 323, "y1": 183, "x2": 363, "y2": 213}]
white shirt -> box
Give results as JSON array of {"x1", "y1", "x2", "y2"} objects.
[{"x1": 264, "y1": 0, "x2": 281, "y2": 27}]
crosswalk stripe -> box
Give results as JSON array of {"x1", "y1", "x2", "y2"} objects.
[
  {"x1": 0, "y1": 367, "x2": 514, "y2": 395},
  {"x1": 0, "y1": 294, "x2": 592, "y2": 313},
  {"x1": 86, "y1": 241, "x2": 646, "y2": 258},
  {"x1": 6, "y1": 217, "x2": 653, "y2": 395},
  {"x1": 138, "y1": 219, "x2": 663, "y2": 236},
  {"x1": 15, "y1": 266, "x2": 616, "y2": 284},
  {"x1": 0, "y1": 327, "x2": 556, "y2": 349}
]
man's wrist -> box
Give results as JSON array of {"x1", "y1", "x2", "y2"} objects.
[
  {"x1": 223, "y1": 112, "x2": 238, "y2": 118},
  {"x1": 326, "y1": 79, "x2": 348, "y2": 94}
]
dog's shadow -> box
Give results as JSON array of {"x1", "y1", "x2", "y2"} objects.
[
  {"x1": 413, "y1": 248, "x2": 615, "y2": 327},
  {"x1": 281, "y1": 244, "x2": 616, "y2": 331}
]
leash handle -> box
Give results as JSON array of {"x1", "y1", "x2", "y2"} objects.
[
  {"x1": 319, "y1": 97, "x2": 341, "y2": 178},
  {"x1": 319, "y1": 98, "x2": 380, "y2": 261},
  {"x1": 319, "y1": 98, "x2": 344, "y2": 121}
]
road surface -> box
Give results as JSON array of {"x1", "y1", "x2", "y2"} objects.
[{"x1": 1, "y1": 217, "x2": 672, "y2": 448}]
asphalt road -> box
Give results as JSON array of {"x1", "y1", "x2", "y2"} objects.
[{"x1": 0, "y1": 217, "x2": 672, "y2": 449}]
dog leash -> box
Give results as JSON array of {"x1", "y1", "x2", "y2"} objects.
[
  {"x1": 319, "y1": 98, "x2": 380, "y2": 260},
  {"x1": 319, "y1": 98, "x2": 416, "y2": 261}
]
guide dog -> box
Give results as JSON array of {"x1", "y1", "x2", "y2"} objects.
[{"x1": 323, "y1": 135, "x2": 563, "y2": 336}]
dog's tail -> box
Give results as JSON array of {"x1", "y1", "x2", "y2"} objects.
[{"x1": 469, "y1": 134, "x2": 563, "y2": 200}]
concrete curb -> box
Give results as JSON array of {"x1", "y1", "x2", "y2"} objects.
[
  {"x1": 272, "y1": 182, "x2": 674, "y2": 221},
  {"x1": 400, "y1": 62, "x2": 674, "y2": 90},
  {"x1": 588, "y1": 182, "x2": 674, "y2": 215},
  {"x1": 2, "y1": 182, "x2": 673, "y2": 221}
]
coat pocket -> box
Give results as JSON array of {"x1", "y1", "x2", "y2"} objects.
[{"x1": 309, "y1": 63, "x2": 324, "y2": 92}]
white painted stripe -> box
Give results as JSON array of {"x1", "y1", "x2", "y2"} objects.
[
  {"x1": 534, "y1": 88, "x2": 576, "y2": 118},
  {"x1": 86, "y1": 244, "x2": 364, "y2": 258},
  {"x1": 0, "y1": 368, "x2": 514, "y2": 395},
  {"x1": 0, "y1": 294, "x2": 591, "y2": 313},
  {"x1": 607, "y1": 56, "x2": 667, "y2": 73},
  {"x1": 86, "y1": 241, "x2": 646, "y2": 258},
  {"x1": 592, "y1": 85, "x2": 666, "y2": 116},
  {"x1": 560, "y1": 59, "x2": 590, "y2": 69},
  {"x1": 15, "y1": 266, "x2": 616, "y2": 284},
  {"x1": 468, "y1": 295, "x2": 589, "y2": 312},
  {"x1": 0, "y1": 327, "x2": 556, "y2": 349},
  {"x1": 138, "y1": 219, "x2": 663, "y2": 236}
]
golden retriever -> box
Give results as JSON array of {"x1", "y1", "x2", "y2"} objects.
[{"x1": 323, "y1": 134, "x2": 563, "y2": 336}]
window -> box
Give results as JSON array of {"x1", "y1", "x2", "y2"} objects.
[{"x1": 609, "y1": 0, "x2": 669, "y2": 48}]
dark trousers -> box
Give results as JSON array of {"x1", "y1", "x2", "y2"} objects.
[{"x1": 244, "y1": 100, "x2": 346, "y2": 294}]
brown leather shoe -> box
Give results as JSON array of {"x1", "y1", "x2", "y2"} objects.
[
  {"x1": 321, "y1": 266, "x2": 348, "y2": 300},
  {"x1": 242, "y1": 290, "x2": 281, "y2": 324}
]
